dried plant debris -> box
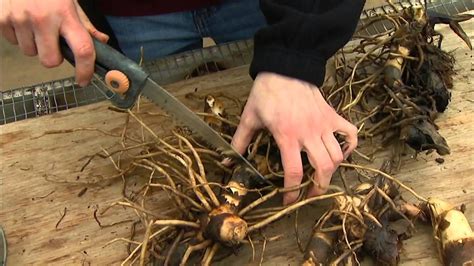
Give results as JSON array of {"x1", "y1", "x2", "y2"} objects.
[{"x1": 321, "y1": 5, "x2": 472, "y2": 163}]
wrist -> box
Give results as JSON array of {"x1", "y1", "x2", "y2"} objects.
[{"x1": 255, "y1": 72, "x2": 318, "y2": 90}]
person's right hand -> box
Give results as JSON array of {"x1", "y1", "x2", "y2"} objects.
[
  {"x1": 0, "y1": 0, "x2": 109, "y2": 86},
  {"x1": 232, "y1": 73, "x2": 358, "y2": 205}
]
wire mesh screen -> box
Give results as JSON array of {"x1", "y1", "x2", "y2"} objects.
[
  {"x1": 0, "y1": 79, "x2": 107, "y2": 124},
  {"x1": 1, "y1": 0, "x2": 472, "y2": 125},
  {"x1": 145, "y1": 39, "x2": 254, "y2": 83},
  {"x1": 0, "y1": 39, "x2": 254, "y2": 125}
]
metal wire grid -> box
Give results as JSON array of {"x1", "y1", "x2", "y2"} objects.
[
  {"x1": 145, "y1": 39, "x2": 254, "y2": 83},
  {"x1": 1, "y1": 1, "x2": 472, "y2": 125},
  {"x1": 0, "y1": 39, "x2": 254, "y2": 125},
  {"x1": 0, "y1": 78, "x2": 107, "y2": 124}
]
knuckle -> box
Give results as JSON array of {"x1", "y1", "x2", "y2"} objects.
[
  {"x1": 349, "y1": 125, "x2": 358, "y2": 136},
  {"x1": 0, "y1": 17, "x2": 7, "y2": 26},
  {"x1": 280, "y1": 123, "x2": 295, "y2": 133},
  {"x1": 19, "y1": 42, "x2": 37, "y2": 56},
  {"x1": 30, "y1": 13, "x2": 48, "y2": 26},
  {"x1": 61, "y1": 3, "x2": 76, "y2": 16},
  {"x1": 285, "y1": 168, "x2": 303, "y2": 179},
  {"x1": 318, "y1": 184, "x2": 329, "y2": 193},
  {"x1": 240, "y1": 113, "x2": 255, "y2": 129},
  {"x1": 24, "y1": 47, "x2": 37, "y2": 56},
  {"x1": 11, "y1": 16, "x2": 24, "y2": 25},
  {"x1": 334, "y1": 152, "x2": 344, "y2": 164},
  {"x1": 75, "y1": 42, "x2": 94, "y2": 59},
  {"x1": 11, "y1": 13, "x2": 28, "y2": 25},
  {"x1": 348, "y1": 133, "x2": 358, "y2": 147},
  {"x1": 320, "y1": 164, "x2": 335, "y2": 176},
  {"x1": 351, "y1": 137, "x2": 358, "y2": 148},
  {"x1": 311, "y1": 180, "x2": 329, "y2": 195},
  {"x1": 274, "y1": 123, "x2": 297, "y2": 138}
]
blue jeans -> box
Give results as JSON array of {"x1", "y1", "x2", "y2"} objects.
[{"x1": 106, "y1": 0, "x2": 266, "y2": 61}]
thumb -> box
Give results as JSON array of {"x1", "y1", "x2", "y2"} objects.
[
  {"x1": 231, "y1": 108, "x2": 261, "y2": 155},
  {"x1": 74, "y1": 1, "x2": 109, "y2": 43}
]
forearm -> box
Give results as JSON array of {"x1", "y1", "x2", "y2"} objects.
[{"x1": 250, "y1": 0, "x2": 365, "y2": 87}]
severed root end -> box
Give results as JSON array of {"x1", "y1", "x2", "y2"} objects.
[
  {"x1": 400, "y1": 202, "x2": 426, "y2": 221},
  {"x1": 423, "y1": 198, "x2": 474, "y2": 265},
  {"x1": 205, "y1": 213, "x2": 247, "y2": 246},
  {"x1": 204, "y1": 205, "x2": 247, "y2": 247},
  {"x1": 303, "y1": 231, "x2": 336, "y2": 265}
]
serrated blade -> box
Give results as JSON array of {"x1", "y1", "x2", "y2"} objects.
[{"x1": 141, "y1": 78, "x2": 273, "y2": 187}]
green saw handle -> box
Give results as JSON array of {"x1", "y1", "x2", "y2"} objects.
[{"x1": 59, "y1": 37, "x2": 149, "y2": 109}]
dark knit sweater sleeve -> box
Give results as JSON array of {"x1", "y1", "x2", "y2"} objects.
[{"x1": 250, "y1": 0, "x2": 365, "y2": 87}]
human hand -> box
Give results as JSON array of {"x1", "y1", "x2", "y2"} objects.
[
  {"x1": 0, "y1": 0, "x2": 109, "y2": 86},
  {"x1": 232, "y1": 72, "x2": 358, "y2": 205}
]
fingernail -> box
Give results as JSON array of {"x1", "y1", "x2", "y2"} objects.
[{"x1": 313, "y1": 185, "x2": 328, "y2": 196}]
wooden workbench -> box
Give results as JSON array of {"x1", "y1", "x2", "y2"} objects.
[{"x1": 1, "y1": 24, "x2": 472, "y2": 265}]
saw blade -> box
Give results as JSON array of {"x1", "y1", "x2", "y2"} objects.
[{"x1": 140, "y1": 78, "x2": 273, "y2": 187}]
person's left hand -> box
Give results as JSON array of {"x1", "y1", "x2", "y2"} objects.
[{"x1": 231, "y1": 72, "x2": 358, "y2": 205}]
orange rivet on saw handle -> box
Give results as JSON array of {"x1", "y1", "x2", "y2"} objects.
[{"x1": 105, "y1": 70, "x2": 130, "y2": 94}]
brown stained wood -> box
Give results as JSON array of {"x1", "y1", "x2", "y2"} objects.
[{"x1": 0, "y1": 24, "x2": 472, "y2": 265}]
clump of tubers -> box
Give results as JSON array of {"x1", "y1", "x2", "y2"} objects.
[
  {"x1": 49, "y1": 4, "x2": 472, "y2": 266},
  {"x1": 303, "y1": 161, "x2": 421, "y2": 265}
]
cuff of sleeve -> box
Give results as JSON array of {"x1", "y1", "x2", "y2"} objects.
[{"x1": 249, "y1": 46, "x2": 327, "y2": 87}]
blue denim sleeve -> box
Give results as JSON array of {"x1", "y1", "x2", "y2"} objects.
[{"x1": 249, "y1": 0, "x2": 365, "y2": 87}]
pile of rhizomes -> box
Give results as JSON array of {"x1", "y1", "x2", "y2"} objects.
[
  {"x1": 303, "y1": 160, "x2": 424, "y2": 265},
  {"x1": 321, "y1": 4, "x2": 473, "y2": 168},
  {"x1": 45, "y1": 4, "x2": 474, "y2": 266},
  {"x1": 86, "y1": 102, "x2": 429, "y2": 265},
  {"x1": 86, "y1": 99, "x2": 472, "y2": 265}
]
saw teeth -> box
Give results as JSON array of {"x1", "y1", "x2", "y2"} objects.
[
  {"x1": 140, "y1": 95, "x2": 235, "y2": 163},
  {"x1": 138, "y1": 93, "x2": 246, "y2": 169},
  {"x1": 140, "y1": 94, "x2": 211, "y2": 137}
]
